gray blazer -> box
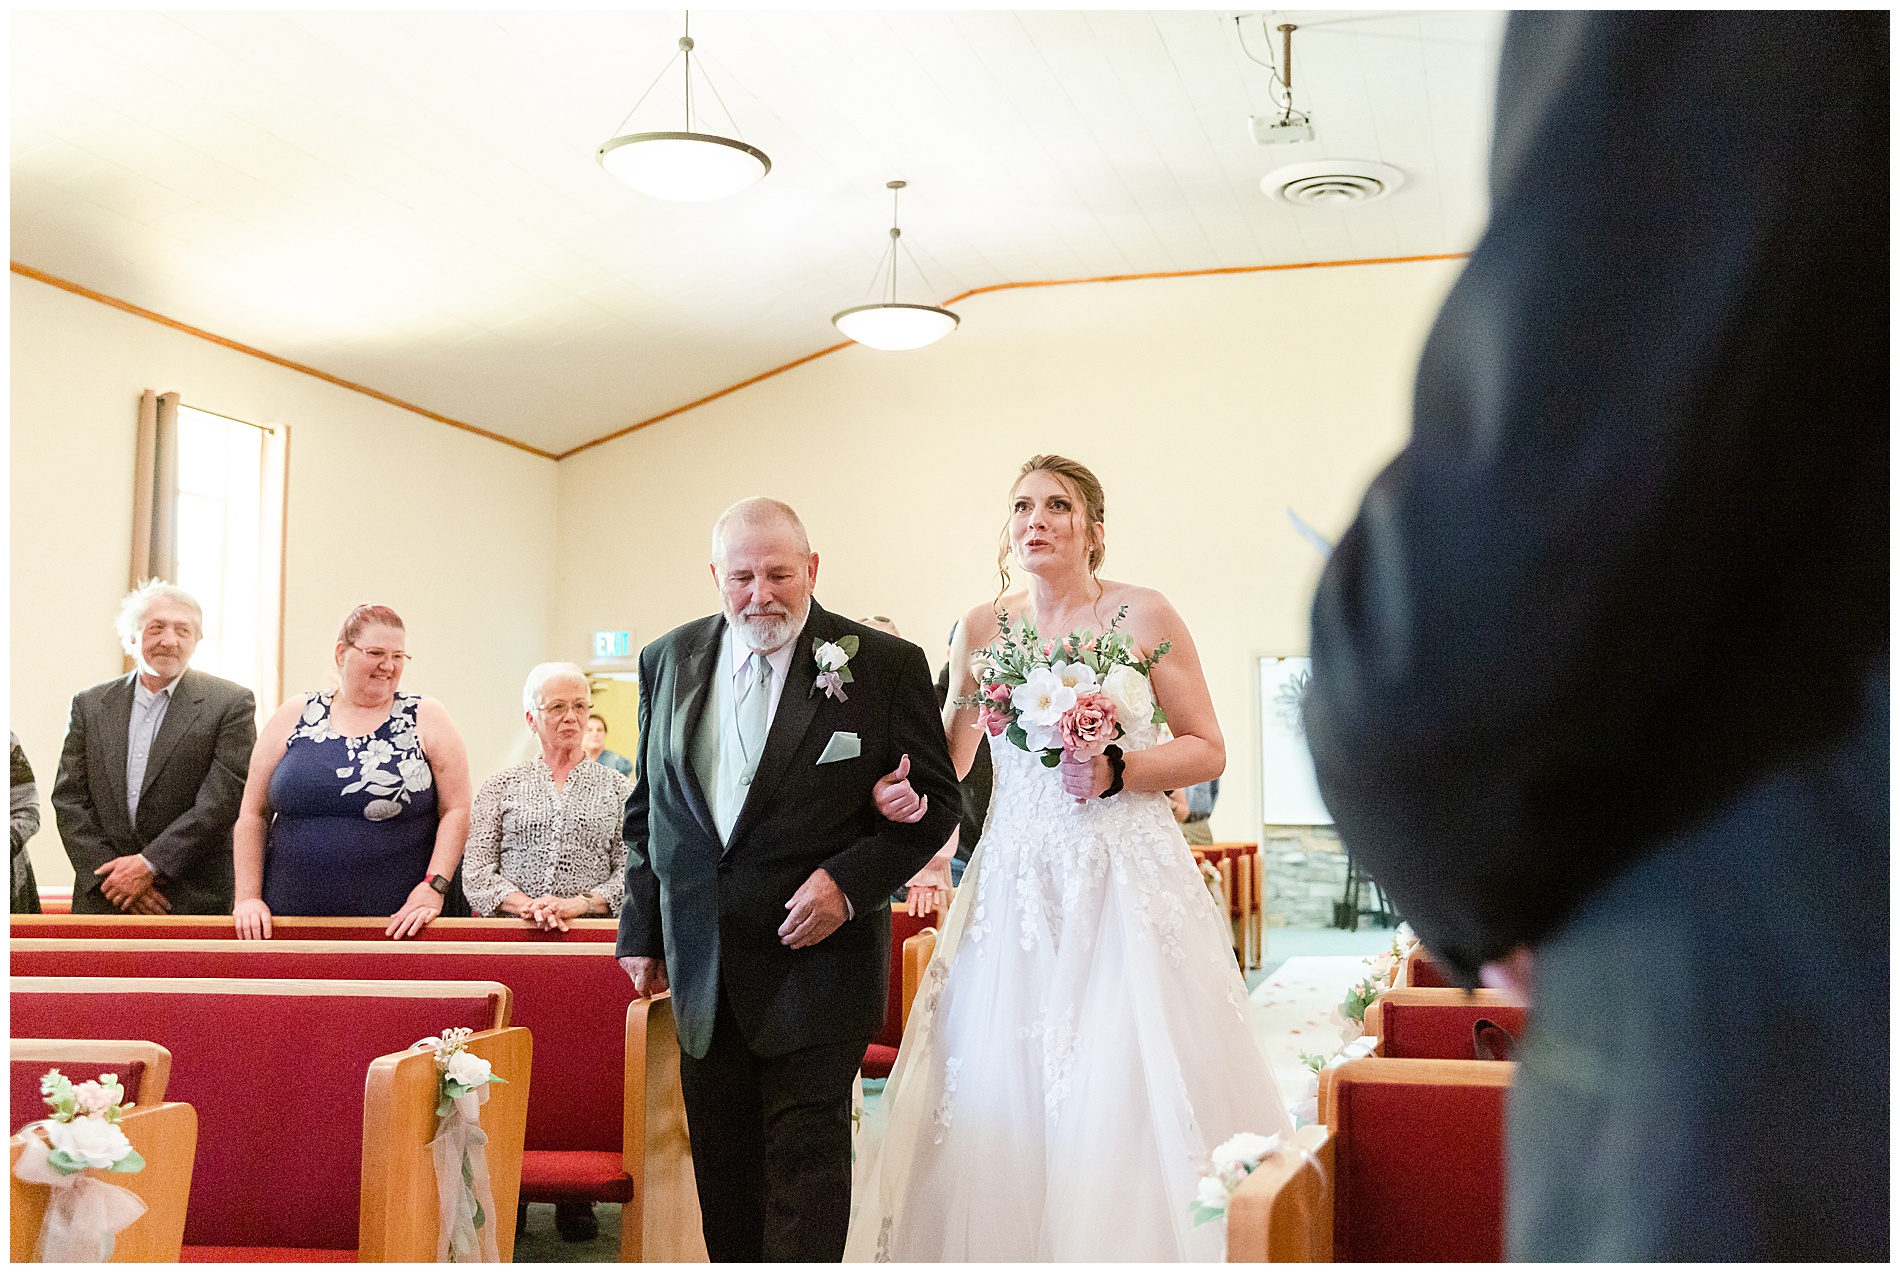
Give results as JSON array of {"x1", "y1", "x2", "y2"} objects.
[{"x1": 52, "y1": 668, "x2": 256, "y2": 915}]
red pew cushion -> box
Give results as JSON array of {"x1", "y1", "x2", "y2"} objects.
[
  {"x1": 519, "y1": 1149, "x2": 634, "y2": 1202},
  {"x1": 10, "y1": 1059, "x2": 146, "y2": 1134},
  {"x1": 183, "y1": 1247, "x2": 357, "y2": 1262},
  {"x1": 861, "y1": 1043, "x2": 899, "y2": 1080},
  {"x1": 10, "y1": 985, "x2": 496, "y2": 1251},
  {"x1": 1381, "y1": 1002, "x2": 1528, "y2": 1061},
  {"x1": 1333, "y1": 1075, "x2": 1506, "y2": 1261},
  {"x1": 11, "y1": 943, "x2": 629, "y2": 1155}
]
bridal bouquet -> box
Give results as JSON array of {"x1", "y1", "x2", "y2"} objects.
[{"x1": 957, "y1": 606, "x2": 1169, "y2": 767}]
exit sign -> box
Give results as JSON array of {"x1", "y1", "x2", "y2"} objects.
[{"x1": 594, "y1": 630, "x2": 631, "y2": 658}]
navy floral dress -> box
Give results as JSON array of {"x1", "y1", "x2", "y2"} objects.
[{"x1": 263, "y1": 691, "x2": 459, "y2": 917}]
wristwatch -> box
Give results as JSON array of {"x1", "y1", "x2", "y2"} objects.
[
  {"x1": 1098, "y1": 745, "x2": 1126, "y2": 800},
  {"x1": 424, "y1": 873, "x2": 450, "y2": 896}
]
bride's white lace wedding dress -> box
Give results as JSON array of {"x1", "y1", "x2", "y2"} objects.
[{"x1": 845, "y1": 715, "x2": 1292, "y2": 1262}]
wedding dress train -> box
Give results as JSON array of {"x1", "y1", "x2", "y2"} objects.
[{"x1": 846, "y1": 718, "x2": 1291, "y2": 1262}]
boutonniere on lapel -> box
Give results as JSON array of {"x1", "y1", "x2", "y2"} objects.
[{"x1": 811, "y1": 635, "x2": 859, "y2": 702}]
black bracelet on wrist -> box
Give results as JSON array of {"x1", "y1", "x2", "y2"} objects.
[{"x1": 1098, "y1": 745, "x2": 1126, "y2": 799}]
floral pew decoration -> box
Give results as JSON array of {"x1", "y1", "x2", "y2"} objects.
[
  {"x1": 1288, "y1": 925, "x2": 1421, "y2": 1126},
  {"x1": 1190, "y1": 1131, "x2": 1289, "y2": 1227},
  {"x1": 12, "y1": 1070, "x2": 146, "y2": 1261},
  {"x1": 413, "y1": 1028, "x2": 509, "y2": 1263}
]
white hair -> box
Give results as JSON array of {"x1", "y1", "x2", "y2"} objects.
[
  {"x1": 115, "y1": 580, "x2": 203, "y2": 656},
  {"x1": 522, "y1": 662, "x2": 590, "y2": 714},
  {"x1": 710, "y1": 497, "x2": 810, "y2": 566}
]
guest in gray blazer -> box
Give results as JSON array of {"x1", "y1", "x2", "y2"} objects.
[{"x1": 52, "y1": 581, "x2": 256, "y2": 915}]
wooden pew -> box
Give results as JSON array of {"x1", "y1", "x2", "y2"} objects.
[
  {"x1": 12, "y1": 938, "x2": 692, "y2": 1262},
  {"x1": 11, "y1": 1040, "x2": 173, "y2": 1133},
  {"x1": 622, "y1": 995, "x2": 707, "y2": 1262},
  {"x1": 1400, "y1": 945, "x2": 1453, "y2": 989},
  {"x1": 864, "y1": 905, "x2": 938, "y2": 1080},
  {"x1": 10, "y1": 976, "x2": 516, "y2": 1261},
  {"x1": 10, "y1": 1099, "x2": 198, "y2": 1262},
  {"x1": 12, "y1": 914, "x2": 620, "y2": 942},
  {"x1": 1363, "y1": 989, "x2": 1525, "y2": 1061},
  {"x1": 1224, "y1": 1123, "x2": 1334, "y2": 1262},
  {"x1": 1320, "y1": 1058, "x2": 1512, "y2": 1261}
]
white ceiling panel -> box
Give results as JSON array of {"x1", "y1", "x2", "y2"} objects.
[{"x1": 11, "y1": 9, "x2": 1504, "y2": 456}]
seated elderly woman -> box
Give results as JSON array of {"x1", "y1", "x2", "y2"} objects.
[{"x1": 462, "y1": 662, "x2": 630, "y2": 929}]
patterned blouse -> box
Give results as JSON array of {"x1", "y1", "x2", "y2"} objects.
[{"x1": 461, "y1": 755, "x2": 633, "y2": 917}]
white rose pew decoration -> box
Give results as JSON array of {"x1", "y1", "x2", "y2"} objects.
[
  {"x1": 412, "y1": 1027, "x2": 509, "y2": 1262},
  {"x1": 1189, "y1": 1131, "x2": 1286, "y2": 1227},
  {"x1": 12, "y1": 1070, "x2": 148, "y2": 1261}
]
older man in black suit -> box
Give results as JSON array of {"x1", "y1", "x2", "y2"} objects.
[
  {"x1": 1305, "y1": 11, "x2": 1886, "y2": 1261},
  {"x1": 53, "y1": 581, "x2": 256, "y2": 915},
  {"x1": 617, "y1": 497, "x2": 959, "y2": 1263}
]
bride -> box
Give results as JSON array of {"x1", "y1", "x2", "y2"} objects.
[{"x1": 845, "y1": 454, "x2": 1291, "y2": 1262}]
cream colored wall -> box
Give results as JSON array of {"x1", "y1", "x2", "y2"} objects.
[
  {"x1": 9, "y1": 274, "x2": 558, "y2": 888},
  {"x1": 553, "y1": 258, "x2": 1461, "y2": 842}
]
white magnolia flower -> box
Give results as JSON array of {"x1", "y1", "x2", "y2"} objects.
[
  {"x1": 1011, "y1": 667, "x2": 1077, "y2": 728},
  {"x1": 1212, "y1": 1131, "x2": 1281, "y2": 1173},
  {"x1": 69, "y1": 1080, "x2": 117, "y2": 1119},
  {"x1": 815, "y1": 641, "x2": 849, "y2": 672},
  {"x1": 1100, "y1": 665, "x2": 1155, "y2": 728},
  {"x1": 46, "y1": 1116, "x2": 132, "y2": 1170},
  {"x1": 1049, "y1": 659, "x2": 1099, "y2": 693},
  {"x1": 398, "y1": 755, "x2": 434, "y2": 793},
  {"x1": 444, "y1": 1050, "x2": 492, "y2": 1088},
  {"x1": 1195, "y1": 1173, "x2": 1232, "y2": 1211}
]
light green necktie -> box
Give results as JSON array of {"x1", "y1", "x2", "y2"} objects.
[{"x1": 736, "y1": 652, "x2": 771, "y2": 782}]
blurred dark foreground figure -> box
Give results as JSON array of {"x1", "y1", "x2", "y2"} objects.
[{"x1": 1305, "y1": 11, "x2": 1886, "y2": 1262}]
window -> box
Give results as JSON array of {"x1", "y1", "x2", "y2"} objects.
[{"x1": 132, "y1": 392, "x2": 289, "y2": 713}]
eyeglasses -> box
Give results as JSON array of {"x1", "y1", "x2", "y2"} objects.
[
  {"x1": 536, "y1": 701, "x2": 592, "y2": 717},
  {"x1": 350, "y1": 645, "x2": 412, "y2": 665}
]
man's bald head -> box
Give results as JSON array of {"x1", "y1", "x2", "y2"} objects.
[{"x1": 711, "y1": 497, "x2": 810, "y2": 567}]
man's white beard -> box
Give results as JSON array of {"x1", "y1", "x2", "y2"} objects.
[{"x1": 728, "y1": 597, "x2": 809, "y2": 654}]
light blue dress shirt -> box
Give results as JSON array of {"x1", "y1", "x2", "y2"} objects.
[{"x1": 125, "y1": 673, "x2": 181, "y2": 823}]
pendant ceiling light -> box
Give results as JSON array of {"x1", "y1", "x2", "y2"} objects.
[
  {"x1": 597, "y1": 12, "x2": 770, "y2": 202},
  {"x1": 832, "y1": 181, "x2": 960, "y2": 352}
]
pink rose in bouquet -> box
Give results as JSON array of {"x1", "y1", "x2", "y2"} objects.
[
  {"x1": 1058, "y1": 692, "x2": 1118, "y2": 760},
  {"x1": 976, "y1": 681, "x2": 1014, "y2": 737}
]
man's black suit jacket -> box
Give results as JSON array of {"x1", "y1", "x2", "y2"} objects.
[
  {"x1": 617, "y1": 601, "x2": 961, "y2": 1059},
  {"x1": 52, "y1": 668, "x2": 257, "y2": 915},
  {"x1": 1303, "y1": 11, "x2": 1888, "y2": 983}
]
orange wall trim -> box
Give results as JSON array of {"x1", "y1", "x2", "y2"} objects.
[
  {"x1": 554, "y1": 251, "x2": 1467, "y2": 460},
  {"x1": 10, "y1": 262, "x2": 558, "y2": 461},
  {"x1": 15, "y1": 252, "x2": 1467, "y2": 464}
]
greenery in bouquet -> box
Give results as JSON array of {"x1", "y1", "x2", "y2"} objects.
[
  {"x1": 955, "y1": 605, "x2": 1171, "y2": 767},
  {"x1": 31, "y1": 1070, "x2": 144, "y2": 1175}
]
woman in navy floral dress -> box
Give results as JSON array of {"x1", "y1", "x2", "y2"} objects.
[{"x1": 232, "y1": 605, "x2": 474, "y2": 937}]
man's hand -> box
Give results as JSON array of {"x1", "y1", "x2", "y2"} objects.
[
  {"x1": 129, "y1": 886, "x2": 172, "y2": 916},
  {"x1": 619, "y1": 956, "x2": 669, "y2": 999},
  {"x1": 873, "y1": 754, "x2": 929, "y2": 824},
  {"x1": 779, "y1": 868, "x2": 850, "y2": 949},
  {"x1": 95, "y1": 854, "x2": 156, "y2": 908}
]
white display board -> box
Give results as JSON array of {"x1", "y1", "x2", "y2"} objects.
[{"x1": 1257, "y1": 656, "x2": 1332, "y2": 826}]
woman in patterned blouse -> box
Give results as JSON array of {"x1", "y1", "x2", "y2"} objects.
[{"x1": 462, "y1": 662, "x2": 631, "y2": 929}]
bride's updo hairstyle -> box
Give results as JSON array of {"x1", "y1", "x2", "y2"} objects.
[{"x1": 996, "y1": 454, "x2": 1107, "y2": 599}]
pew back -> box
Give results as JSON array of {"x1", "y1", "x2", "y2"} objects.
[
  {"x1": 10, "y1": 976, "x2": 508, "y2": 1253},
  {"x1": 1400, "y1": 946, "x2": 1453, "y2": 988},
  {"x1": 1364, "y1": 989, "x2": 1525, "y2": 1060},
  {"x1": 1224, "y1": 1123, "x2": 1334, "y2": 1262},
  {"x1": 10, "y1": 1040, "x2": 172, "y2": 1134},
  {"x1": 9, "y1": 1100, "x2": 198, "y2": 1263},
  {"x1": 1322, "y1": 1057, "x2": 1512, "y2": 1262}
]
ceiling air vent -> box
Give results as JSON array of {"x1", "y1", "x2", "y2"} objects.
[{"x1": 1261, "y1": 159, "x2": 1405, "y2": 206}]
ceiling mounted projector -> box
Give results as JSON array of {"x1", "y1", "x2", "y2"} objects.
[{"x1": 1261, "y1": 159, "x2": 1405, "y2": 206}]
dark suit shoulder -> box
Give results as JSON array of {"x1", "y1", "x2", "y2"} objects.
[
  {"x1": 179, "y1": 669, "x2": 255, "y2": 706},
  {"x1": 644, "y1": 613, "x2": 723, "y2": 664},
  {"x1": 74, "y1": 672, "x2": 137, "y2": 709}
]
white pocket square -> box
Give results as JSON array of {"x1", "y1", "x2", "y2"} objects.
[{"x1": 817, "y1": 731, "x2": 861, "y2": 764}]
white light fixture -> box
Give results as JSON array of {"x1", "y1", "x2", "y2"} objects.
[
  {"x1": 832, "y1": 181, "x2": 959, "y2": 352},
  {"x1": 597, "y1": 13, "x2": 770, "y2": 202}
]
